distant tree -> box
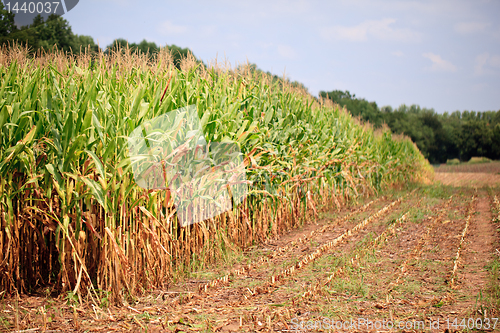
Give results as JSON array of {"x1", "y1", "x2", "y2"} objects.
[
  {"x1": 493, "y1": 124, "x2": 500, "y2": 158},
  {"x1": 1, "y1": 13, "x2": 46, "y2": 50},
  {"x1": 459, "y1": 120, "x2": 493, "y2": 160},
  {"x1": 35, "y1": 14, "x2": 75, "y2": 53},
  {"x1": 1, "y1": 13, "x2": 100, "y2": 54},
  {"x1": 136, "y1": 39, "x2": 160, "y2": 54},
  {"x1": 0, "y1": 2, "x2": 17, "y2": 38},
  {"x1": 320, "y1": 90, "x2": 354, "y2": 104},
  {"x1": 440, "y1": 112, "x2": 461, "y2": 161},
  {"x1": 237, "y1": 63, "x2": 309, "y2": 93},
  {"x1": 321, "y1": 90, "x2": 500, "y2": 163},
  {"x1": 73, "y1": 34, "x2": 100, "y2": 53},
  {"x1": 167, "y1": 44, "x2": 196, "y2": 69},
  {"x1": 320, "y1": 90, "x2": 382, "y2": 127},
  {"x1": 107, "y1": 38, "x2": 129, "y2": 51},
  {"x1": 106, "y1": 39, "x2": 199, "y2": 69},
  {"x1": 107, "y1": 38, "x2": 160, "y2": 55}
]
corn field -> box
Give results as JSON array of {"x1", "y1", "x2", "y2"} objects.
[{"x1": 0, "y1": 45, "x2": 431, "y2": 303}]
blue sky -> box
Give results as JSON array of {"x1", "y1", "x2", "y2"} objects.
[{"x1": 62, "y1": 0, "x2": 500, "y2": 113}]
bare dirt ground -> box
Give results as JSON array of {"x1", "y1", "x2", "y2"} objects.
[
  {"x1": 434, "y1": 172, "x2": 500, "y2": 187},
  {"x1": 1, "y1": 180, "x2": 500, "y2": 332},
  {"x1": 434, "y1": 161, "x2": 500, "y2": 174},
  {"x1": 434, "y1": 161, "x2": 500, "y2": 187}
]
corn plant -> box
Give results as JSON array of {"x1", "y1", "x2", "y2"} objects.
[{"x1": 0, "y1": 45, "x2": 430, "y2": 303}]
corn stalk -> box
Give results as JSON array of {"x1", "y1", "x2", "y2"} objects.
[{"x1": 0, "y1": 45, "x2": 430, "y2": 301}]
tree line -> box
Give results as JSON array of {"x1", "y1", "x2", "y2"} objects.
[
  {"x1": 0, "y1": 2, "x2": 99, "y2": 53},
  {"x1": 320, "y1": 90, "x2": 500, "y2": 164},
  {"x1": 0, "y1": 2, "x2": 198, "y2": 69}
]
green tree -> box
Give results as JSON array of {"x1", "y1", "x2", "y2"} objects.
[
  {"x1": 492, "y1": 124, "x2": 500, "y2": 158},
  {"x1": 107, "y1": 38, "x2": 129, "y2": 51},
  {"x1": 167, "y1": 44, "x2": 196, "y2": 69},
  {"x1": 320, "y1": 90, "x2": 383, "y2": 127},
  {"x1": 1, "y1": 13, "x2": 41, "y2": 49},
  {"x1": 459, "y1": 120, "x2": 493, "y2": 160},
  {"x1": 0, "y1": 2, "x2": 17, "y2": 38},
  {"x1": 1, "y1": 13, "x2": 100, "y2": 54},
  {"x1": 136, "y1": 39, "x2": 160, "y2": 54},
  {"x1": 323, "y1": 88, "x2": 500, "y2": 163},
  {"x1": 73, "y1": 34, "x2": 100, "y2": 53},
  {"x1": 106, "y1": 39, "x2": 199, "y2": 70},
  {"x1": 440, "y1": 111, "x2": 461, "y2": 161},
  {"x1": 35, "y1": 14, "x2": 75, "y2": 53}
]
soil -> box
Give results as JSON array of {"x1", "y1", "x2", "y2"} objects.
[{"x1": 435, "y1": 172, "x2": 500, "y2": 187}]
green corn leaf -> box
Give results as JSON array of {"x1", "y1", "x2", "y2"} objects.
[
  {"x1": 79, "y1": 176, "x2": 106, "y2": 211},
  {"x1": 85, "y1": 150, "x2": 106, "y2": 179}
]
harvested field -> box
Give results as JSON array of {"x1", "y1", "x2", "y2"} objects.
[
  {"x1": 435, "y1": 172, "x2": 500, "y2": 187},
  {"x1": 1, "y1": 184, "x2": 499, "y2": 332},
  {"x1": 434, "y1": 161, "x2": 500, "y2": 174},
  {"x1": 434, "y1": 161, "x2": 500, "y2": 187}
]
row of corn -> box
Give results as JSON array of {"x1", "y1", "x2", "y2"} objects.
[
  {"x1": 299, "y1": 204, "x2": 412, "y2": 299},
  {"x1": 199, "y1": 198, "x2": 379, "y2": 293},
  {"x1": 269, "y1": 195, "x2": 405, "y2": 285},
  {"x1": 493, "y1": 195, "x2": 499, "y2": 222},
  {"x1": 391, "y1": 196, "x2": 453, "y2": 287},
  {"x1": 0, "y1": 46, "x2": 431, "y2": 301},
  {"x1": 450, "y1": 195, "x2": 477, "y2": 287}
]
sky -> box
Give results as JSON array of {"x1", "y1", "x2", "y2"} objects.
[{"x1": 60, "y1": 0, "x2": 500, "y2": 113}]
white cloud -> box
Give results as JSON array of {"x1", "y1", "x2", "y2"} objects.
[
  {"x1": 422, "y1": 53, "x2": 457, "y2": 72},
  {"x1": 474, "y1": 52, "x2": 500, "y2": 75},
  {"x1": 322, "y1": 23, "x2": 366, "y2": 42},
  {"x1": 321, "y1": 18, "x2": 421, "y2": 42},
  {"x1": 341, "y1": 0, "x2": 476, "y2": 19},
  {"x1": 472, "y1": 83, "x2": 488, "y2": 91},
  {"x1": 474, "y1": 53, "x2": 490, "y2": 75},
  {"x1": 392, "y1": 51, "x2": 404, "y2": 57},
  {"x1": 454, "y1": 21, "x2": 490, "y2": 34},
  {"x1": 157, "y1": 21, "x2": 188, "y2": 36},
  {"x1": 490, "y1": 55, "x2": 500, "y2": 68},
  {"x1": 277, "y1": 44, "x2": 297, "y2": 59}
]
